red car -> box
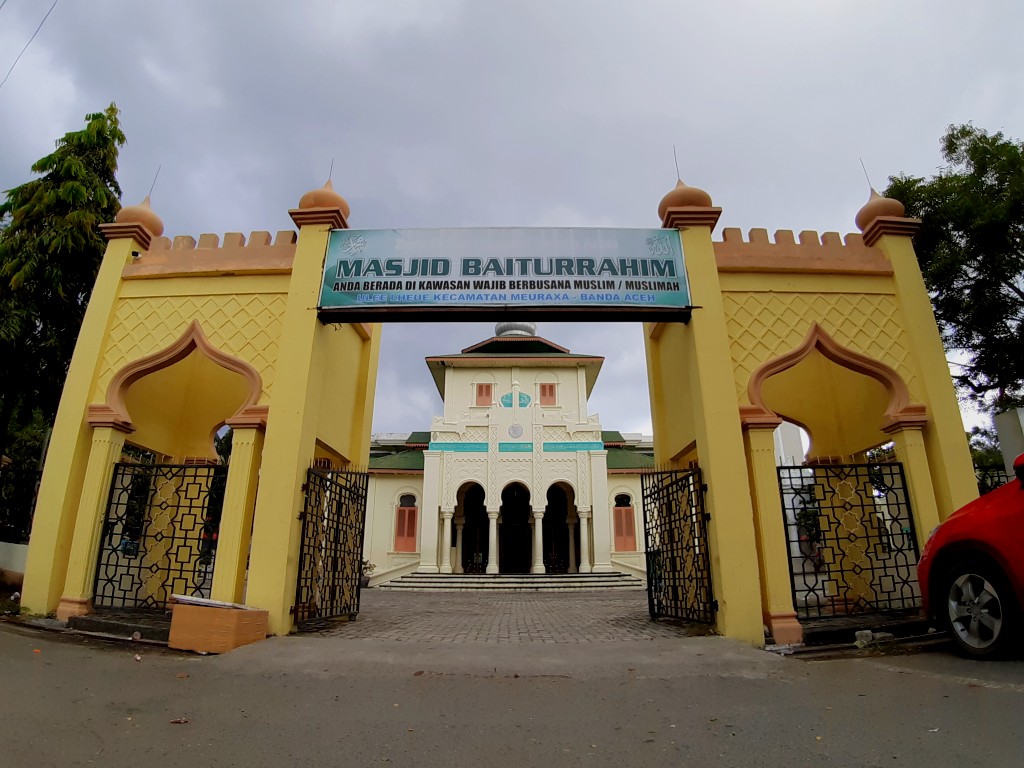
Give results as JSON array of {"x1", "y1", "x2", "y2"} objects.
[{"x1": 918, "y1": 454, "x2": 1024, "y2": 658}]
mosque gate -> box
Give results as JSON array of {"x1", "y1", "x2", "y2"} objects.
[
  {"x1": 293, "y1": 465, "x2": 369, "y2": 628},
  {"x1": 19, "y1": 176, "x2": 981, "y2": 647},
  {"x1": 642, "y1": 467, "x2": 715, "y2": 623}
]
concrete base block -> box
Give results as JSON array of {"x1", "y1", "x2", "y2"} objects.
[{"x1": 169, "y1": 600, "x2": 268, "y2": 654}]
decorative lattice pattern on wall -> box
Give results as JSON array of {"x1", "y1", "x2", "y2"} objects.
[
  {"x1": 93, "y1": 294, "x2": 287, "y2": 403},
  {"x1": 723, "y1": 292, "x2": 918, "y2": 403}
]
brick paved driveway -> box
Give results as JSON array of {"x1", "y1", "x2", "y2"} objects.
[{"x1": 313, "y1": 589, "x2": 703, "y2": 643}]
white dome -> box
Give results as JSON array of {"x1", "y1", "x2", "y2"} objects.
[{"x1": 495, "y1": 321, "x2": 537, "y2": 337}]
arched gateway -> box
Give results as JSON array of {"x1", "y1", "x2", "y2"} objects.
[{"x1": 20, "y1": 179, "x2": 979, "y2": 646}]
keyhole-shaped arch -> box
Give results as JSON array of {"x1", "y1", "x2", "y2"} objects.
[
  {"x1": 742, "y1": 323, "x2": 927, "y2": 458},
  {"x1": 87, "y1": 320, "x2": 268, "y2": 457}
]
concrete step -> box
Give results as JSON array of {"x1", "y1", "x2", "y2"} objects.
[
  {"x1": 378, "y1": 572, "x2": 646, "y2": 592},
  {"x1": 66, "y1": 609, "x2": 172, "y2": 642}
]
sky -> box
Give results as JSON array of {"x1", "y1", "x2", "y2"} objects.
[{"x1": 2, "y1": 0, "x2": 1023, "y2": 436}]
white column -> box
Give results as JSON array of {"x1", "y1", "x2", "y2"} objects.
[
  {"x1": 567, "y1": 517, "x2": 577, "y2": 574},
  {"x1": 486, "y1": 509, "x2": 499, "y2": 574},
  {"x1": 440, "y1": 511, "x2": 453, "y2": 574},
  {"x1": 589, "y1": 451, "x2": 614, "y2": 572},
  {"x1": 418, "y1": 451, "x2": 442, "y2": 573},
  {"x1": 578, "y1": 509, "x2": 592, "y2": 573},
  {"x1": 531, "y1": 508, "x2": 545, "y2": 574},
  {"x1": 454, "y1": 518, "x2": 464, "y2": 574}
]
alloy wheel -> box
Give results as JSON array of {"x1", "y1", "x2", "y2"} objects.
[{"x1": 947, "y1": 573, "x2": 1003, "y2": 650}]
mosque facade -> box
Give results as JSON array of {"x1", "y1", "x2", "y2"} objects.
[{"x1": 363, "y1": 322, "x2": 653, "y2": 583}]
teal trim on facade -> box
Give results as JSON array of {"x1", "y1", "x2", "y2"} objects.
[
  {"x1": 500, "y1": 391, "x2": 532, "y2": 408},
  {"x1": 498, "y1": 442, "x2": 534, "y2": 453},
  {"x1": 428, "y1": 442, "x2": 488, "y2": 452},
  {"x1": 542, "y1": 442, "x2": 604, "y2": 452}
]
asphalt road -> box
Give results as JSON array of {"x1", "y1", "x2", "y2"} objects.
[{"x1": 2, "y1": 620, "x2": 1023, "y2": 768}]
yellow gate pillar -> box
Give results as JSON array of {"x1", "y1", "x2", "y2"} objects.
[
  {"x1": 211, "y1": 423, "x2": 265, "y2": 604},
  {"x1": 244, "y1": 185, "x2": 347, "y2": 635},
  {"x1": 653, "y1": 181, "x2": 766, "y2": 645},
  {"x1": 858, "y1": 197, "x2": 977, "y2": 518},
  {"x1": 884, "y1": 422, "x2": 942, "y2": 550},
  {"x1": 743, "y1": 418, "x2": 803, "y2": 644},
  {"x1": 22, "y1": 203, "x2": 161, "y2": 616},
  {"x1": 55, "y1": 424, "x2": 129, "y2": 620}
]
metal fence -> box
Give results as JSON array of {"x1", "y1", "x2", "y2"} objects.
[
  {"x1": 93, "y1": 463, "x2": 226, "y2": 610},
  {"x1": 294, "y1": 467, "x2": 368, "y2": 629},
  {"x1": 778, "y1": 462, "x2": 921, "y2": 619},
  {"x1": 642, "y1": 467, "x2": 715, "y2": 624},
  {"x1": 975, "y1": 465, "x2": 1012, "y2": 496}
]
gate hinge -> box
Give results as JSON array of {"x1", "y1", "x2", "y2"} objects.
[
  {"x1": 702, "y1": 512, "x2": 711, "y2": 522},
  {"x1": 711, "y1": 599, "x2": 719, "y2": 612},
  {"x1": 700, "y1": 483, "x2": 708, "y2": 494},
  {"x1": 300, "y1": 482, "x2": 309, "y2": 493},
  {"x1": 289, "y1": 605, "x2": 296, "y2": 615}
]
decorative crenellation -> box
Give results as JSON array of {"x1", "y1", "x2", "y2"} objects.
[
  {"x1": 122, "y1": 230, "x2": 298, "y2": 279},
  {"x1": 714, "y1": 228, "x2": 893, "y2": 276}
]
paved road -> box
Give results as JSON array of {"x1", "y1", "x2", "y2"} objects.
[
  {"x1": 313, "y1": 590, "x2": 699, "y2": 642},
  {"x1": 3, "y1": 590, "x2": 1023, "y2": 767}
]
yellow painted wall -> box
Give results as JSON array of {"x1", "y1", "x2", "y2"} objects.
[
  {"x1": 316, "y1": 322, "x2": 380, "y2": 465},
  {"x1": 760, "y1": 350, "x2": 891, "y2": 458},
  {"x1": 124, "y1": 352, "x2": 251, "y2": 459},
  {"x1": 644, "y1": 323, "x2": 697, "y2": 465}
]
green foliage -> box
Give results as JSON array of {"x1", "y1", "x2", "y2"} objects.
[
  {"x1": 885, "y1": 124, "x2": 1024, "y2": 409},
  {"x1": 0, "y1": 103, "x2": 125, "y2": 458},
  {"x1": 214, "y1": 427, "x2": 233, "y2": 464},
  {"x1": 967, "y1": 425, "x2": 1003, "y2": 467}
]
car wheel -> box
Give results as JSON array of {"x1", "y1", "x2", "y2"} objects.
[{"x1": 940, "y1": 560, "x2": 1019, "y2": 659}]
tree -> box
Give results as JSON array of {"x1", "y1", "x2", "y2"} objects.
[
  {"x1": 885, "y1": 124, "x2": 1024, "y2": 410},
  {"x1": 0, "y1": 103, "x2": 125, "y2": 459},
  {"x1": 967, "y1": 425, "x2": 1002, "y2": 467}
]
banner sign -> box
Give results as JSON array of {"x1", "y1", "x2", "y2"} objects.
[{"x1": 318, "y1": 228, "x2": 689, "y2": 312}]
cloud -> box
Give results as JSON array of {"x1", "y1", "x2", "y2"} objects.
[{"x1": 1, "y1": 0, "x2": 1022, "y2": 436}]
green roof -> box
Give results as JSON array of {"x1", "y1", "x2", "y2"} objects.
[
  {"x1": 601, "y1": 431, "x2": 625, "y2": 444},
  {"x1": 605, "y1": 447, "x2": 654, "y2": 471},
  {"x1": 406, "y1": 432, "x2": 431, "y2": 446},
  {"x1": 369, "y1": 450, "x2": 425, "y2": 471}
]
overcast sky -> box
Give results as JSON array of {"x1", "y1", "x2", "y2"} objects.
[{"x1": 2, "y1": 1, "x2": 1022, "y2": 435}]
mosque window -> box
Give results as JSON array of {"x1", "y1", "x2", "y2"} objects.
[
  {"x1": 395, "y1": 494, "x2": 418, "y2": 552},
  {"x1": 613, "y1": 493, "x2": 636, "y2": 551},
  {"x1": 475, "y1": 383, "x2": 493, "y2": 406},
  {"x1": 539, "y1": 382, "x2": 557, "y2": 406}
]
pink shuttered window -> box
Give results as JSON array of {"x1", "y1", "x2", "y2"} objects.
[{"x1": 395, "y1": 494, "x2": 418, "y2": 552}]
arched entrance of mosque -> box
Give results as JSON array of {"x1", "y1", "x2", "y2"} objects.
[
  {"x1": 542, "y1": 483, "x2": 578, "y2": 574},
  {"x1": 456, "y1": 482, "x2": 488, "y2": 574},
  {"x1": 78, "y1": 321, "x2": 261, "y2": 614},
  {"x1": 498, "y1": 483, "x2": 532, "y2": 574},
  {"x1": 750, "y1": 324, "x2": 927, "y2": 627}
]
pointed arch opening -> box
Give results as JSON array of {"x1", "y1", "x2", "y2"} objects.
[
  {"x1": 743, "y1": 323, "x2": 926, "y2": 460},
  {"x1": 88, "y1": 320, "x2": 267, "y2": 460}
]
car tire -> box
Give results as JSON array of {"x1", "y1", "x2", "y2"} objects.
[{"x1": 939, "y1": 559, "x2": 1019, "y2": 659}]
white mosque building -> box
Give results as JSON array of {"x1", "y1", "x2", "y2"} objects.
[{"x1": 362, "y1": 322, "x2": 655, "y2": 585}]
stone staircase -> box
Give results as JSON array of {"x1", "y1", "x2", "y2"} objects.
[{"x1": 377, "y1": 571, "x2": 645, "y2": 592}]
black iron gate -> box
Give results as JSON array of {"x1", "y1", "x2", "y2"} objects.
[
  {"x1": 777, "y1": 462, "x2": 921, "y2": 619},
  {"x1": 642, "y1": 467, "x2": 715, "y2": 623},
  {"x1": 294, "y1": 467, "x2": 369, "y2": 629},
  {"x1": 94, "y1": 463, "x2": 226, "y2": 610}
]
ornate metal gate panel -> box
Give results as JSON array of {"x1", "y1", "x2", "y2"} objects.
[
  {"x1": 642, "y1": 468, "x2": 715, "y2": 623},
  {"x1": 778, "y1": 462, "x2": 921, "y2": 619},
  {"x1": 93, "y1": 463, "x2": 226, "y2": 610},
  {"x1": 294, "y1": 467, "x2": 369, "y2": 629}
]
